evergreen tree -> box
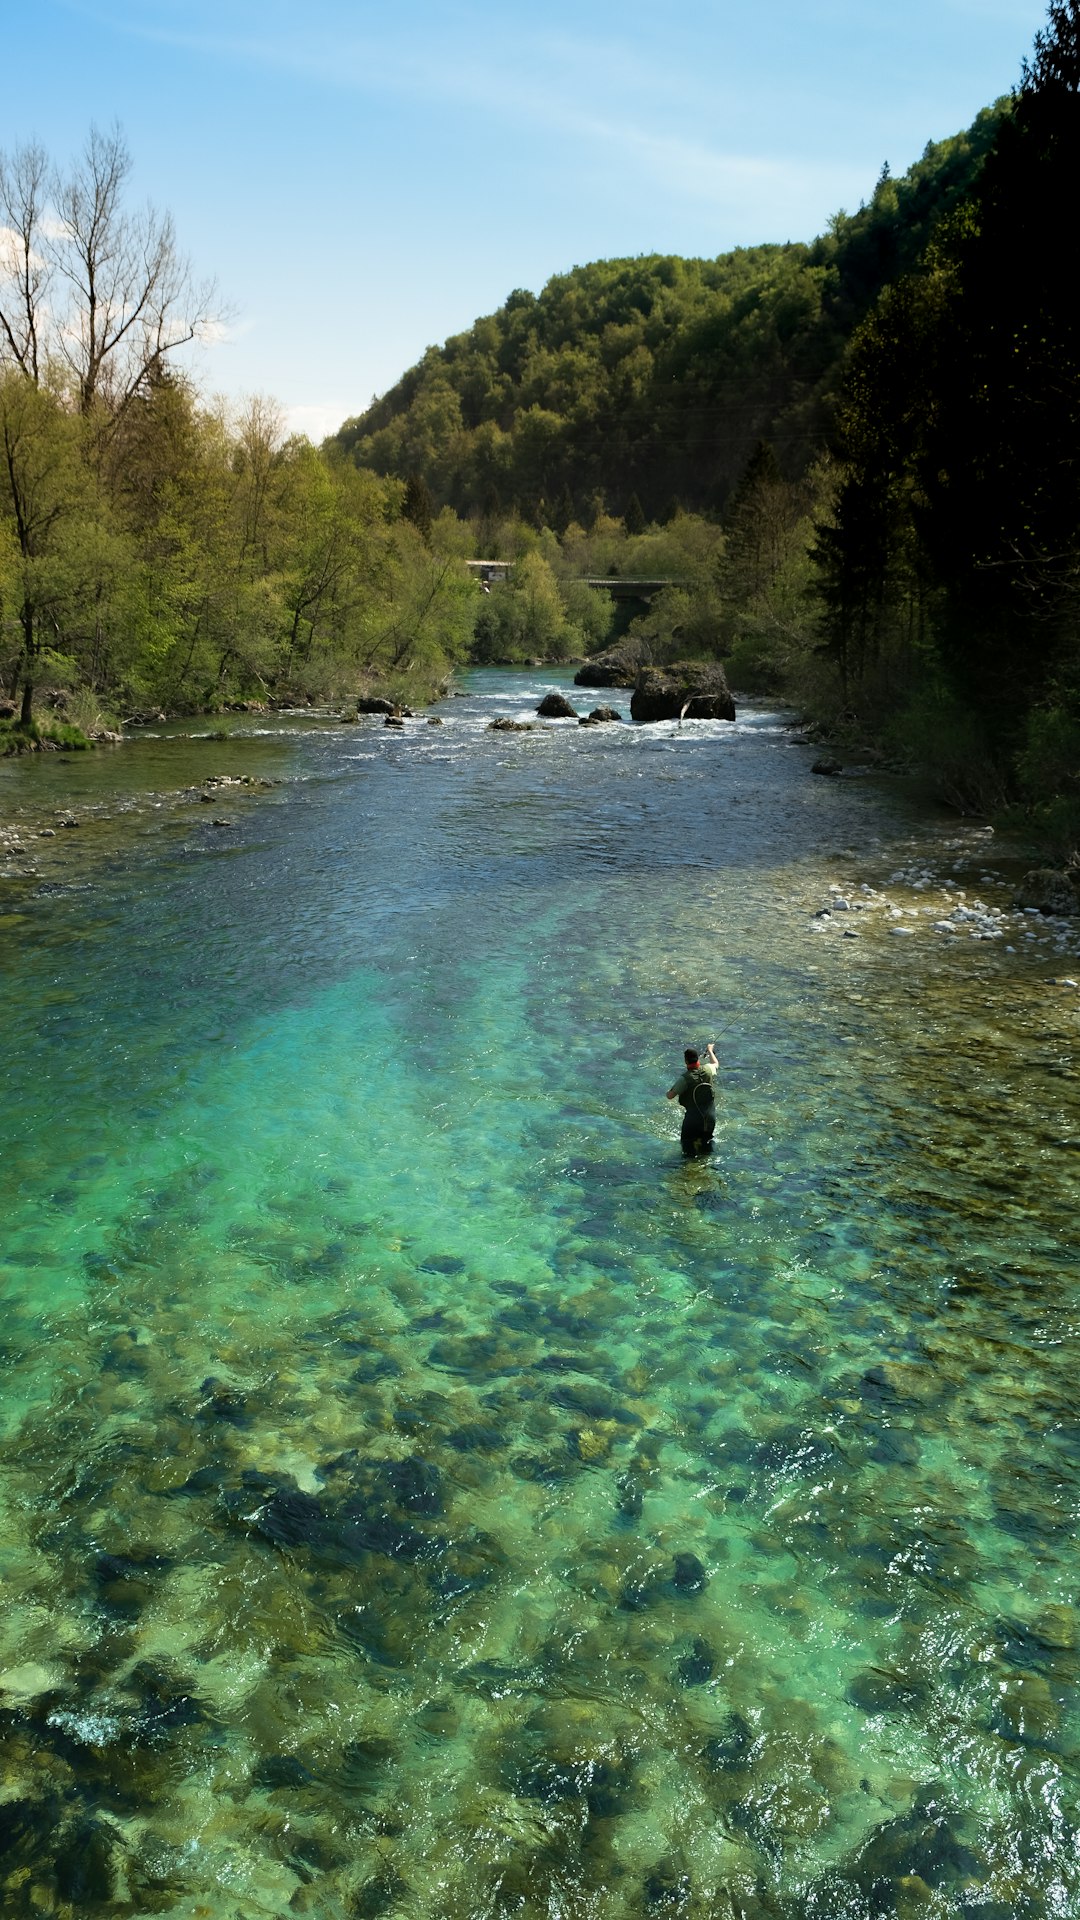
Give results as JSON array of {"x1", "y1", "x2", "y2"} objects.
[
  {"x1": 623, "y1": 492, "x2": 647, "y2": 537},
  {"x1": 401, "y1": 472, "x2": 434, "y2": 544}
]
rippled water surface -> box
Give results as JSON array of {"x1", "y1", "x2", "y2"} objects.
[{"x1": 2, "y1": 669, "x2": 1080, "y2": 1918}]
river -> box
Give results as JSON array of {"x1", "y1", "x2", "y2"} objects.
[{"x1": 1, "y1": 667, "x2": 1078, "y2": 1918}]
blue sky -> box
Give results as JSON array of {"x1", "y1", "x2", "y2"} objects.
[{"x1": 6, "y1": 0, "x2": 1050, "y2": 439}]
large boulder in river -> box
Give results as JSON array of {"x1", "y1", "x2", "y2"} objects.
[
  {"x1": 356, "y1": 696, "x2": 397, "y2": 715},
  {"x1": 630, "y1": 662, "x2": 735, "y2": 724},
  {"x1": 574, "y1": 639, "x2": 653, "y2": 688},
  {"x1": 536, "y1": 692, "x2": 578, "y2": 719}
]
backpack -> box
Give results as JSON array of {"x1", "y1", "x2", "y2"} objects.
[{"x1": 680, "y1": 1068, "x2": 715, "y2": 1115}]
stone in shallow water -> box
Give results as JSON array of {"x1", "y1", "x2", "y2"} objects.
[
  {"x1": 552, "y1": 1381, "x2": 625, "y2": 1422},
  {"x1": 249, "y1": 1487, "x2": 330, "y2": 1552},
  {"x1": 0, "y1": 1661, "x2": 65, "y2": 1704},
  {"x1": 1032, "y1": 1603, "x2": 1079, "y2": 1651},
  {"x1": 419, "y1": 1252, "x2": 467, "y2": 1274},
  {"x1": 93, "y1": 1549, "x2": 173, "y2": 1619},
  {"x1": 511, "y1": 1451, "x2": 574, "y2": 1484},
  {"x1": 512, "y1": 1748, "x2": 635, "y2": 1818},
  {"x1": 197, "y1": 1376, "x2": 252, "y2": 1427},
  {"x1": 53, "y1": 1816, "x2": 118, "y2": 1905},
  {"x1": 752, "y1": 1425, "x2": 837, "y2": 1474},
  {"x1": 843, "y1": 1788, "x2": 983, "y2": 1901},
  {"x1": 868, "y1": 1425, "x2": 920, "y2": 1466},
  {"x1": 353, "y1": 1871, "x2": 412, "y2": 1917},
  {"x1": 614, "y1": 1472, "x2": 644, "y2": 1523},
  {"x1": 336, "y1": 1735, "x2": 395, "y2": 1793},
  {"x1": 846, "y1": 1667, "x2": 928, "y2": 1715},
  {"x1": 445, "y1": 1422, "x2": 506, "y2": 1453},
  {"x1": 427, "y1": 1332, "x2": 519, "y2": 1374},
  {"x1": 672, "y1": 1551, "x2": 708, "y2": 1595},
  {"x1": 430, "y1": 1528, "x2": 509, "y2": 1599},
  {"x1": 676, "y1": 1637, "x2": 716, "y2": 1687},
  {"x1": 350, "y1": 1351, "x2": 402, "y2": 1384},
  {"x1": 703, "y1": 1711, "x2": 754, "y2": 1774},
  {"x1": 251, "y1": 1752, "x2": 318, "y2": 1791},
  {"x1": 337, "y1": 1501, "x2": 432, "y2": 1565},
  {"x1": 125, "y1": 1660, "x2": 209, "y2": 1741},
  {"x1": 534, "y1": 1350, "x2": 591, "y2": 1372},
  {"x1": 375, "y1": 1454, "x2": 444, "y2": 1514},
  {"x1": 643, "y1": 1858, "x2": 692, "y2": 1912}
]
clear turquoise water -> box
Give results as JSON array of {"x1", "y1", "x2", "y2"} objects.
[{"x1": 1, "y1": 670, "x2": 1079, "y2": 1918}]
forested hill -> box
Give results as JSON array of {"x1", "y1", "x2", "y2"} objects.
[{"x1": 331, "y1": 106, "x2": 1004, "y2": 524}]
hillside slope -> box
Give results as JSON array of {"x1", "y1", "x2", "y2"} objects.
[{"x1": 331, "y1": 106, "x2": 1004, "y2": 523}]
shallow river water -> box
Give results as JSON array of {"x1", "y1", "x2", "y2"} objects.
[{"x1": 2, "y1": 669, "x2": 1080, "y2": 1919}]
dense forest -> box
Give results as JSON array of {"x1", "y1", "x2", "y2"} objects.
[
  {"x1": 3, "y1": 3, "x2": 1079, "y2": 856},
  {"x1": 331, "y1": 110, "x2": 1002, "y2": 527},
  {"x1": 818, "y1": 0, "x2": 1080, "y2": 839}
]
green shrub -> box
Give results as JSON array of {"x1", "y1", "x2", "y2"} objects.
[{"x1": 0, "y1": 716, "x2": 91, "y2": 754}]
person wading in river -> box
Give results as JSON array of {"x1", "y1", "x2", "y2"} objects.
[{"x1": 667, "y1": 1043, "x2": 718, "y2": 1156}]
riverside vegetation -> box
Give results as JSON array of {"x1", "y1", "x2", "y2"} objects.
[
  {"x1": 0, "y1": 128, "x2": 477, "y2": 750},
  {"x1": 2, "y1": 4, "x2": 1079, "y2": 858},
  {"x1": 334, "y1": 1, "x2": 1080, "y2": 853}
]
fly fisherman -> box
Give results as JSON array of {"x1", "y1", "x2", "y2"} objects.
[{"x1": 667, "y1": 1043, "x2": 718, "y2": 1156}]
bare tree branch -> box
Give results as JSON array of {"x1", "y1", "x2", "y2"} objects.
[
  {"x1": 0, "y1": 138, "x2": 51, "y2": 384},
  {"x1": 0, "y1": 124, "x2": 219, "y2": 425},
  {"x1": 48, "y1": 123, "x2": 218, "y2": 418}
]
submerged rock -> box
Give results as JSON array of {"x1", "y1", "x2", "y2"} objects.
[
  {"x1": 845, "y1": 1788, "x2": 983, "y2": 1900},
  {"x1": 643, "y1": 1858, "x2": 693, "y2": 1914},
  {"x1": 676, "y1": 1637, "x2": 716, "y2": 1686},
  {"x1": 353, "y1": 1871, "x2": 411, "y2": 1917},
  {"x1": 489, "y1": 716, "x2": 534, "y2": 732},
  {"x1": 703, "y1": 1710, "x2": 754, "y2": 1774},
  {"x1": 672, "y1": 1551, "x2": 708, "y2": 1595},
  {"x1": 629, "y1": 663, "x2": 735, "y2": 724},
  {"x1": 846, "y1": 1667, "x2": 928, "y2": 1715},
  {"x1": 54, "y1": 1816, "x2": 119, "y2": 1905},
  {"x1": 614, "y1": 1472, "x2": 644, "y2": 1523}
]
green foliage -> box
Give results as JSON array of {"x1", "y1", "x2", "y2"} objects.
[
  {"x1": 885, "y1": 682, "x2": 1008, "y2": 813},
  {"x1": 1014, "y1": 691, "x2": 1080, "y2": 850},
  {"x1": 473, "y1": 551, "x2": 588, "y2": 663},
  {"x1": 0, "y1": 715, "x2": 90, "y2": 753},
  {"x1": 623, "y1": 492, "x2": 646, "y2": 537},
  {"x1": 0, "y1": 369, "x2": 476, "y2": 718},
  {"x1": 331, "y1": 112, "x2": 1005, "y2": 527},
  {"x1": 815, "y1": 0, "x2": 1080, "y2": 828}
]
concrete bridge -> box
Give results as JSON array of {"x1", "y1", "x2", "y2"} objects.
[
  {"x1": 578, "y1": 577, "x2": 682, "y2": 602},
  {"x1": 466, "y1": 561, "x2": 682, "y2": 604}
]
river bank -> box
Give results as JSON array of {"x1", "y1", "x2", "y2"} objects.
[{"x1": 1, "y1": 667, "x2": 1079, "y2": 1919}]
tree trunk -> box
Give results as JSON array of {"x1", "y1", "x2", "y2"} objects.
[{"x1": 19, "y1": 600, "x2": 34, "y2": 725}]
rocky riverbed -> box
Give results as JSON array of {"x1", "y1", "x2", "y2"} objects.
[{"x1": 1, "y1": 671, "x2": 1078, "y2": 1919}]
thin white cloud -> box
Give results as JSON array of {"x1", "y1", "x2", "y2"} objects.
[
  {"x1": 50, "y1": 0, "x2": 803, "y2": 210},
  {"x1": 282, "y1": 401, "x2": 343, "y2": 442}
]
